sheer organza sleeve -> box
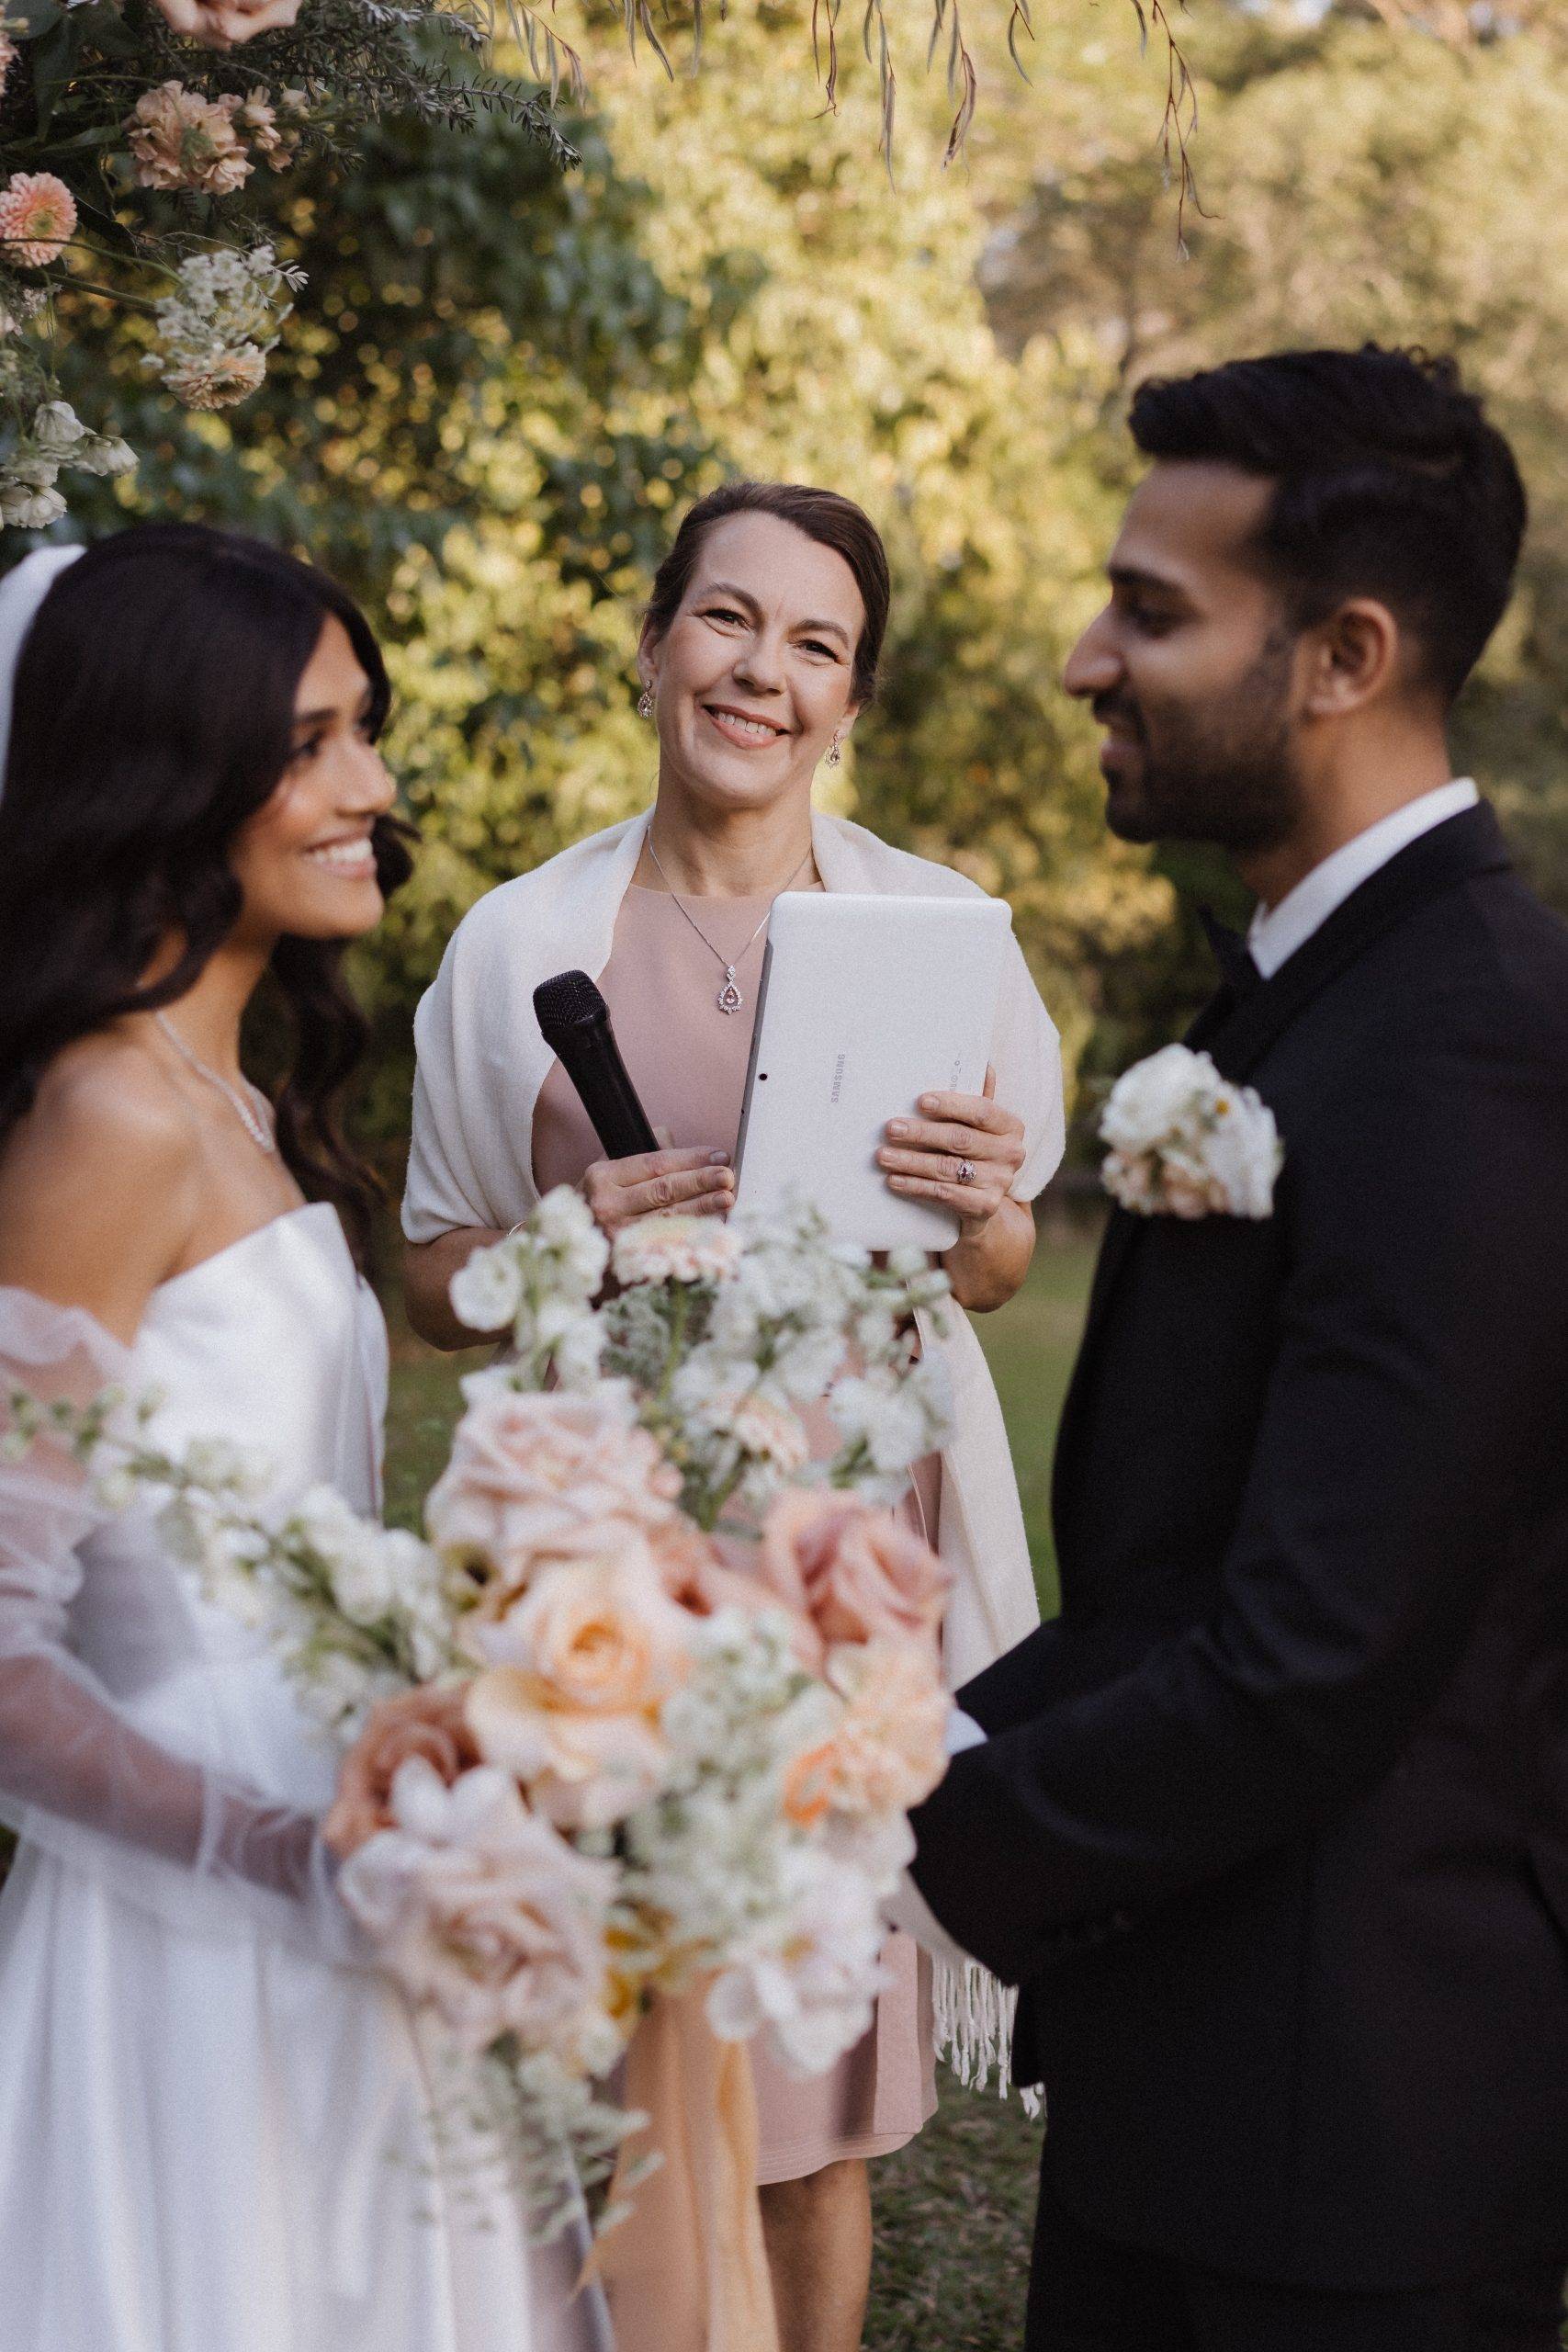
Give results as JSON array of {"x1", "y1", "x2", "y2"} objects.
[{"x1": 0, "y1": 1287, "x2": 365, "y2": 1965}]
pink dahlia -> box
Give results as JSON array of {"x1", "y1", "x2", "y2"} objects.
[
  {"x1": 127, "y1": 82, "x2": 252, "y2": 197},
  {"x1": 0, "y1": 174, "x2": 77, "y2": 270}
]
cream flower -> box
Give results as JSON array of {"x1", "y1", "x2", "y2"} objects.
[
  {"x1": 755, "y1": 1492, "x2": 950, "y2": 1668},
  {"x1": 427, "y1": 1382, "x2": 680, "y2": 1603},
  {"x1": 0, "y1": 34, "x2": 15, "y2": 96},
  {"x1": 1100, "y1": 1045, "x2": 1281, "y2": 1221},
  {"x1": 0, "y1": 173, "x2": 77, "y2": 268},
  {"x1": 707, "y1": 1849, "x2": 888, "y2": 2075},
  {"x1": 803, "y1": 1639, "x2": 951, "y2": 1820},
  {"x1": 612, "y1": 1213, "x2": 743, "y2": 1289},
  {"x1": 339, "y1": 1758, "x2": 615, "y2": 2061},
  {"x1": 161, "y1": 343, "x2": 267, "y2": 409},
  {"x1": 127, "y1": 83, "x2": 253, "y2": 196},
  {"x1": 464, "y1": 1548, "x2": 694, "y2": 1829}
]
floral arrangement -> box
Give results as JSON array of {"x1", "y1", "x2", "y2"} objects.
[
  {"x1": 16, "y1": 1192, "x2": 958, "y2": 2235},
  {"x1": 0, "y1": 0, "x2": 573, "y2": 527},
  {"x1": 1100, "y1": 1042, "x2": 1282, "y2": 1221}
]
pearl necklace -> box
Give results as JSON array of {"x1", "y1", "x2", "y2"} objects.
[{"x1": 154, "y1": 1013, "x2": 277, "y2": 1157}]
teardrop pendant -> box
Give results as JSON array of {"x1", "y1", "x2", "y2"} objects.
[{"x1": 716, "y1": 968, "x2": 743, "y2": 1014}]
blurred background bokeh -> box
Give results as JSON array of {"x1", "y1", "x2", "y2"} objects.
[{"x1": 45, "y1": 0, "x2": 1568, "y2": 1165}]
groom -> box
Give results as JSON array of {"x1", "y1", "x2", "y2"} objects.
[{"x1": 904, "y1": 346, "x2": 1568, "y2": 2346}]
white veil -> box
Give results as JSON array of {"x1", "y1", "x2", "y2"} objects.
[{"x1": 0, "y1": 545, "x2": 82, "y2": 798}]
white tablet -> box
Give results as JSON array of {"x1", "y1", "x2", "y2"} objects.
[{"x1": 733, "y1": 892, "x2": 1014, "y2": 1251}]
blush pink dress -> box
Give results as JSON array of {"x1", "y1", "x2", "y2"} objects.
[{"x1": 534, "y1": 881, "x2": 940, "y2": 2186}]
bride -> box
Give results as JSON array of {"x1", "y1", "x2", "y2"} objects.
[{"x1": 0, "y1": 526, "x2": 609, "y2": 2352}]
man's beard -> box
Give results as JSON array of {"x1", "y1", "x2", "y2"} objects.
[{"x1": 1100, "y1": 634, "x2": 1304, "y2": 855}]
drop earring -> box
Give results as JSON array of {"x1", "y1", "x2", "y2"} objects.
[
  {"x1": 825, "y1": 732, "x2": 843, "y2": 768},
  {"x1": 637, "y1": 684, "x2": 655, "y2": 718}
]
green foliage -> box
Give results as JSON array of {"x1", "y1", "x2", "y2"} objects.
[{"x1": 40, "y1": 0, "x2": 1568, "y2": 1146}]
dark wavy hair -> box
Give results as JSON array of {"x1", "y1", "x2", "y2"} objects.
[
  {"x1": 1128, "y1": 345, "x2": 1528, "y2": 707},
  {"x1": 0, "y1": 523, "x2": 412, "y2": 1268},
  {"x1": 644, "y1": 481, "x2": 892, "y2": 707}
]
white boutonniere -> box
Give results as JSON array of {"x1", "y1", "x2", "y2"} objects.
[{"x1": 1100, "y1": 1044, "x2": 1282, "y2": 1221}]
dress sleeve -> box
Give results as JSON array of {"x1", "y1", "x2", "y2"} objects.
[
  {"x1": 402, "y1": 922, "x2": 513, "y2": 1244},
  {"x1": 989, "y1": 937, "x2": 1066, "y2": 1202},
  {"x1": 0, "y1": 1287, "x2": 364, "y2": 1964}
]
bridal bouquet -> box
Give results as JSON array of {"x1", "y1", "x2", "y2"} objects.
[{"x1": 26, "y1": 1192, "x2": 956, "y2": 2237}]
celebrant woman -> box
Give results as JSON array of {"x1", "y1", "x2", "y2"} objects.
[
  {"x1": 402, "y1": 479, "x2": 1066, "y2": 2352},
  {"x1": 0, "y1": 526, "x2": 607, "y2": 2352}
]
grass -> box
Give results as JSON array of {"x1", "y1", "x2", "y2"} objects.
[{"x1": 382, "y1": 1226, "x2": 1100, "y2": 2348}]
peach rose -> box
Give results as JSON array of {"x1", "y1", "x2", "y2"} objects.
[
  {"x1": 818, "y1": 1640, "x2": 951, "y2": 1815},
  {"x1": 755, "y1": 1492, "x2": 950, "y2": 1668},
  {"x1": 464, "y1": 1552, "x2": 695, "y2": 1829},
  {"x1": 324, "y1": 1683, "x2": 479, "y2": 1859},
  {"x1": 427, "y1": 1383, "x2": 681, "y2": 1612},
  {"x1": 650, "y1": 1519, "x2": 805, "y2": 1632}
]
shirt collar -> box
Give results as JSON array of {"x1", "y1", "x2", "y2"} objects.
[{"x1": 1247, "y1": 779, "x2": 1481, "y2": 980}]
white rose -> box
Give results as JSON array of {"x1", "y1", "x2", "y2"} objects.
[
  {"x1": 1201, "y1": 1088, "x2": 1282, "y2": 1220},
  {"x1": 449, "y1": 1244, "x2": 524, "y2": 1337},
  {"x1": 1100, "y1": 1044, "x2": 1214, "y2": 1157}
]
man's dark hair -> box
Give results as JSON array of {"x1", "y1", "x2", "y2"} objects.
[{"x1": 1128, "y1": 346, "x2": 1527, "y2": 707}]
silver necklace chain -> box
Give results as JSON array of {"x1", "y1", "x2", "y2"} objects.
[
  {"x1": 644, "y1": 825, "x2": 814, "y2": 1014},
  {"x1": 153, "y1": 1013, "x2": 277, "y2": 1156}
]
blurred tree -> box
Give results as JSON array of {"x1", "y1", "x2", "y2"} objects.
[{"x1": 978, "y1": 0, "x2": 1568, "y2": 1080}]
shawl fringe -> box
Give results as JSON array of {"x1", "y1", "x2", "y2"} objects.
[{"x1": 932, "y1": 1958, "x2": 1043, "y2": 2120}]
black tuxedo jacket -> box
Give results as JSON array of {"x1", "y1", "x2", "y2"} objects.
[{"x1": 910, "y1": 804, "x2": 1568, "y2": 2291}]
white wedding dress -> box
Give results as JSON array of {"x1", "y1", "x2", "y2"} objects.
[{"x1": 0, "y1": 1203, "x2": 610, "y2": 2352}]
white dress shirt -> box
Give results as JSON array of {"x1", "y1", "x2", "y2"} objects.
[{"x1": 1247, "y1": 778, "x2": 1480, "y2": 979}]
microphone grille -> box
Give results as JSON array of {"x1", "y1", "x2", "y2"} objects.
[{"x1": 534, "y1": 968, "x2": 608, "y2": 1039}]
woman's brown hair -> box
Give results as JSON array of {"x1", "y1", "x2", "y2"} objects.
[{"x1": 644, "y1": 481, "x2": 892, "y2": 707}]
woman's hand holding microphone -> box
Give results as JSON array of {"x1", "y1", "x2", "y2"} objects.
[{"x1": 581, "y1": 1141, "x2": 735, "y2": 1238}]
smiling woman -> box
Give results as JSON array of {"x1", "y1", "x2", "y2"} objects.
[{"x1": 400, "y1": 480, "x2": 1066, "y2": 2352}]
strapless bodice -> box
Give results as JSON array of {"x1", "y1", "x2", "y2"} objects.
[{"x1": 71, "y1": 1204, "x2": 389, "y2": 1813}]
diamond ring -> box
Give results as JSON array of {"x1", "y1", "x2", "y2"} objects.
[{"x1": 955, "y1": 1159, "x2": 976, "y2": 1186}]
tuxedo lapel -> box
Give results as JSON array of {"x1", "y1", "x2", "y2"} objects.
[
  {"x1": 1052, "y1": 804, "x2": 1513, "y2": 1552},
  {"x1": 1204, "y1": 803, "x2": 1511, "y2": 1083}
]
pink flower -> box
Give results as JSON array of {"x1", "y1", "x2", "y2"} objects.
[
  {"x1": 323, "y1": 1684, "x2": 480, "y2": 1859},
  {"x1": 339, "y1": 1758, "x2": 615, "y2": 2063},
  {"x1": 428, "y1": 1380, "x2": 682, "y2": 1622},
  {"x1": 611, "y1": 1214, "x2": 742, "y2": 1288},
  {"x1": 464, "y1": 1548, "x2": 695, "y2": 1830},
  {"x1": 0, "y1": 174, "x2": 76, "y2": 269},
  {"x1": 162, "y1": 345, "x2": 267, "y2": 410},
  {"x1": 755, "y1": 1492, "x2": 950, "y2": 1668},
  {"x1": 789, "y1": 1642, "x2": 951, "y2": 1824},
  {"x1": 127, "y1": 83, "x2": 252, "y2": 195}
]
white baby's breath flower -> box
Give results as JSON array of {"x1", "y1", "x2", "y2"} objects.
[
  {"x1": 707, "y1": 1849, "x2": 890, "y2": 2075},
  {"x1": 449, "y1": 1243, "x2": 525, "y2": 1337}
]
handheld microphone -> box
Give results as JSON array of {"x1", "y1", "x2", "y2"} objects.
[{"x1": 533, "y1": 970, "x2": 660, "y2": 1162}]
